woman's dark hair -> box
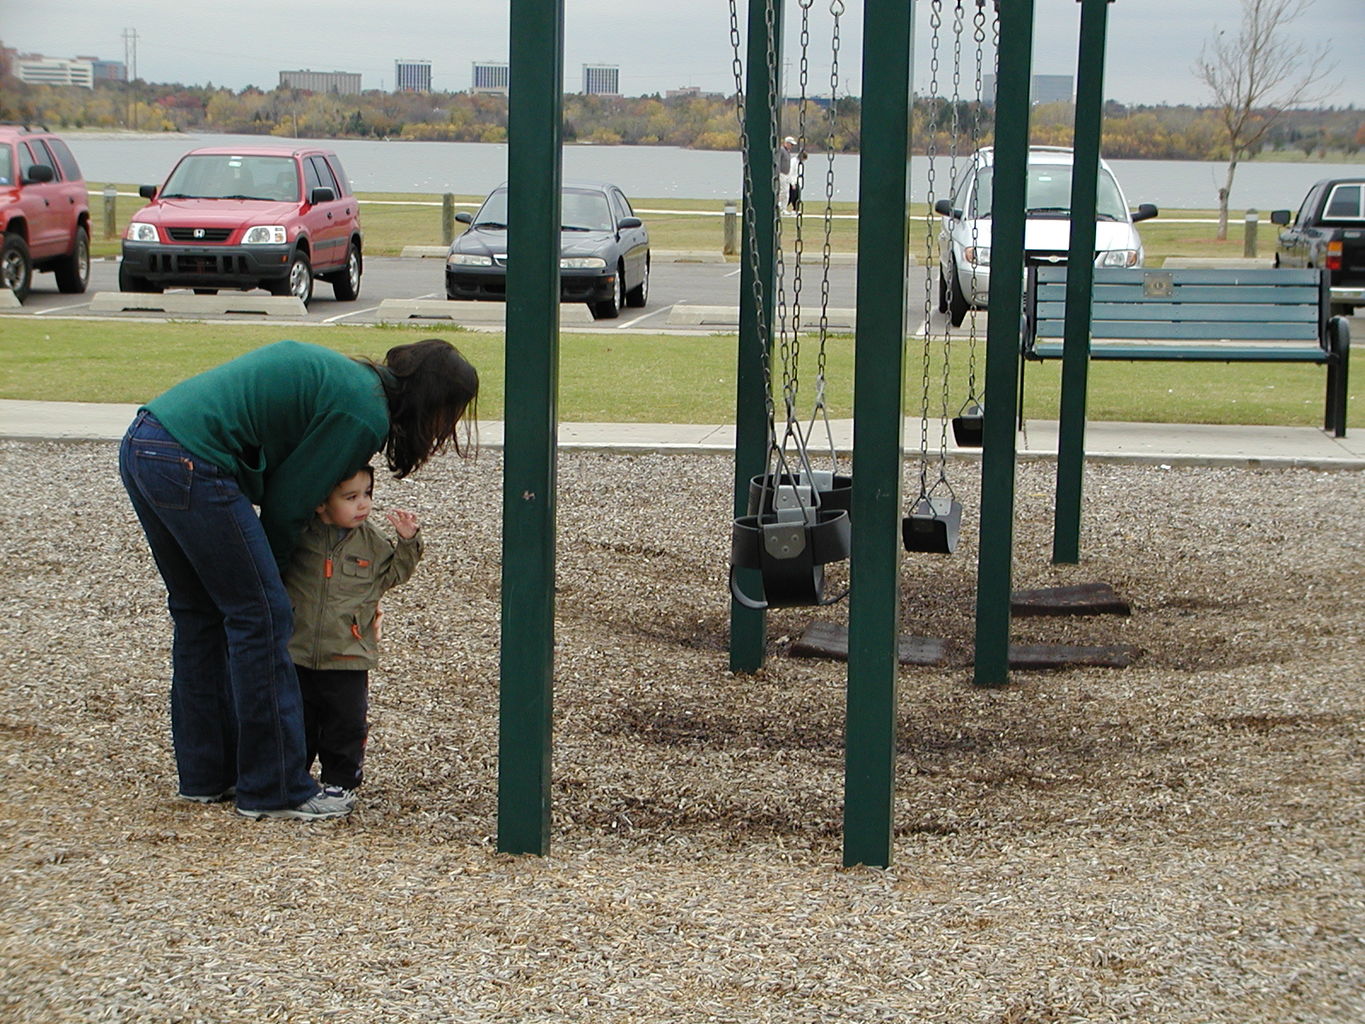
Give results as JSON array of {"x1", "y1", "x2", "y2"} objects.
[{"x1": 369, "y1": 338, "x2": 479, "y2": 478}]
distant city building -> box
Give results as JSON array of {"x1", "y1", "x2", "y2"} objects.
[
  {"x1": 91, "y1": 58, "x2": 127, "y2": 83},
  {"x1": 666, "y1": 86, "x2": 702, "y2": 100},
  {"x1": 279, "y1": 69, "x2": 361, "y2": 94},
  {"x1": 1031, "y1": 74, "x2": 1074, "y2": 105},
  {"x1": 13, "y1": 53, "x2": 95, "y2": 88},
  {"x1": 582, "y1": 64, "x2": 619, "y2": 96},
  {"x1": 978, "y1": 73, "x2": 1074, "y2": 107},
  {"x1": 395, "y1": 59, "x2": 432, "y2": 93},
  {"x1": 471, "y1": 61, "x2": 509, "y2": 95}
]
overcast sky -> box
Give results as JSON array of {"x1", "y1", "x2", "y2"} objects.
[{"x1": 2, "y1": 0, "x2": 1362, "y2": 108}]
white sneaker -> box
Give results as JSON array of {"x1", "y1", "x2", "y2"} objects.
[{"x1": 236, "y1": 790, "x2": 352, "y2": 821}]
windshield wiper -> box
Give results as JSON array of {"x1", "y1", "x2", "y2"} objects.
[
  {"x1": 1026, "y1": 206, "x2": 1071, "y2": 216},
  {"x1": 560, "y1": 225, "x2": 596, "y2": 232},
  {"x1": 473, "y1": 220, "x2": 507, "y2": 230},
  {"x1": 1095, "y1": 212, "x2": 1121, "y2": 221}
]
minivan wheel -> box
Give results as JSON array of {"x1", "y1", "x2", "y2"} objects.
[
  {"x1": 947, "y1": 261, "x2": 970, "y2": 327},
  {"x1": 1, "y1": 233, "x2": 33, "y2": 303},
  {"x1": 331, "y1": 243, "x2": 361, "y2": 301}
]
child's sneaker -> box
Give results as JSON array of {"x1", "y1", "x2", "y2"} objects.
[
  {"x1": 236, "y1": 789, "x2": 353, "y2": 821},
  {"x1": 321, "y1": 785, "x2": 357, "y2": 806},
  {"x1": 178, "y1": 786, "x2": 235, "y2": 804}
]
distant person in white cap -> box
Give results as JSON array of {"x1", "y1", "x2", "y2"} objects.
[{"x1": 777, "y1": 136, "x2": 806, "y2": 214}]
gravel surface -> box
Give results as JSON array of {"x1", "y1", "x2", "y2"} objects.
[{"x1": 1, "y1": 438, "x2": 1361, "y2": 1023}]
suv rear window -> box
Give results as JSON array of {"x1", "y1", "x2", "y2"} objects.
[
  {"x1": 0, "y1": 146, "x2": 13, "y2": 186},
  {"x1": 1324, "y1": 184, "x2": 1364, "y2": 221}
]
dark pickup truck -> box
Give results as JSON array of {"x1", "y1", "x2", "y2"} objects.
[{"x1": 1271, "y1": 178, "x2": 1365, "y2": 317}]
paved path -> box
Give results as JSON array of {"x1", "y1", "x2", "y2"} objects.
[{"x1": 2, "y1": 399, "x2": 1360, "y2": 469}]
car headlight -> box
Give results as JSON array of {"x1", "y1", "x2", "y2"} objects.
[
  {"x1": 963, "y1": 246, "x2": 991, "y2": 267},
  {"x1": 447, "y1": 253, "x2": 494, "y2": 266},
  {"x1": 1097, "y1": 249, "x2": 1139, "y2": 268},
  {"x1": 242, "y1": 225, "x2": 288, "y2": 245},
  {"x1": 125, "y1": 222, "x2": 158, "y2": 243},
  {"x1": 560, "y1": 256, "x2": 607, "y2": 269}
]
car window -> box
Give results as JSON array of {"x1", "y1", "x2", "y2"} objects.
[
  {"x1": 0, "y1": 145, "x2": 14, "y2": 186},
  {"x1": 562, "y1": 190, "x2": 614, "y2": 231},
  {"x1": 324, "y1": 155, "x2": 351, "y2": 196},
  {"x1": 474, "y1": 190, "x2": 510, "y2": 228},
  {"x1": 308, "y1": 156, "x2": 339, "y2": 196},
  {"x1": 18, "y1": 141, "x2": 55, "y2": 181},
  {"x1": 46, "y1": 137, "x2": 82, "y2": 181},
  {"x1": 162, "y1": 154, "x2": 295, "y2": 199},
  {"x1": 1324, "y1": 184, "x2": 1363, "y2": 220},
  {"x1": 614, "y1": 189, "x2": 636, "y2": 218},
  {"x1": 971, "y1": 163, "x2": 1128, "y2": 220}
]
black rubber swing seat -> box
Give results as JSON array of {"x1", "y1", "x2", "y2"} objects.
[
  {"x1": 951, "y1": 404, "x2": 984, "y2": 448},
  {"x1": 902, "y1": 495, "x2": 962, "y2": 554},
  {"x1": 730, "y1": 507, "x2": 851, "y2": 609},
  {"x1": 747, "y1": 471, "x2": 853, "y2": 516}
]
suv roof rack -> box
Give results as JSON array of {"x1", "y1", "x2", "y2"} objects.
[{"x1": 0, "y1": 123, "x2": 52, "y2": 133}]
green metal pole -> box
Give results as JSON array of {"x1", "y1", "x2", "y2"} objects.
[
  {"x1": 498, "y1": 0, "x2": 564, "y2": 856},
  {"x1": 973, "y1": 0, "x2": 1035, "y2": 687},
  {"x1": 844, "y1": 0, "x2": 912, "y2": 869},
  {"x1": 730, "y1": 0, "x2": 782, "y2": 673},
  {"x1": 1052, "y1": 0, "x2": 1113, "y2": 564}
]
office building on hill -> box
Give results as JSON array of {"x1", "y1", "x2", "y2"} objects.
[
  {"x1": 582, "y1": 64, "x2": 619, "y2": 96},
  {"x1": 13, "y1": 53, "x2": 96, "y2": 88},
  {"x1": 471, "y1": 61, "x2": 510, "y2": 95},
  {"x1": 395, "y1": 59, "x2": 432, "y2": 93},
  {"x1": 279, "y1": 69, "x2": 361, "y2": 94}
]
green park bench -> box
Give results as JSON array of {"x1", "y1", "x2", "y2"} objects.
[{"x1": 1020, "y1": 266, "x2": 1351, "y2": 437}]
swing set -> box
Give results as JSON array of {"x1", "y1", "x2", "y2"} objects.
[{"x1": 497, "y1": 0, "x2": 1120, "y2": 868}]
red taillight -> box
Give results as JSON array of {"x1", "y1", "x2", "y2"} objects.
[{"x1": 1326, "y1": 240, "x2": 1343, "y2": 272}]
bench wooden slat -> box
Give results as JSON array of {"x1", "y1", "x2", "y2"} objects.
[
  {"x1": 1030, "y1": 341, "x2": 1330, "y2": 362},
  {"x1": 1035, "y1": 320, "x2": 1322, "y2": 341},
  {"x1": 1036, "y1": 283, "x2": 1323, "y2": 305},
  {"x1": 1040, "y1": 266, "x2": 1321, "y2": 286},
  {"x1": 1036, "y1": 299, "x2": 1320, "y2": 324}
]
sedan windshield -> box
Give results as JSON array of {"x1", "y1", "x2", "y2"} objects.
[
  {"x1": 970, "y1": 164, "x2": 1129, "y2": 221},
  {"x1": 474, "y1": 188, "x2": 615, "y2": 232},
  {"x1": 161, "y1": 155, "x2": 299, "y2": 202}
]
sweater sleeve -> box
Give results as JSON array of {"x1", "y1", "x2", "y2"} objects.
[{"x1": 259, "y1": 411, "x2": 386, "y2": 565}]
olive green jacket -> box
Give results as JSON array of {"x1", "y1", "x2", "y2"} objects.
[{"x1": 284, "y1": 516, "x2": 422, "y2": 671}]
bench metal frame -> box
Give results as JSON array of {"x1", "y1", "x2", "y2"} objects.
[{"x1": 1020, "y1": 266, "x2": 1351, "y2": 437}]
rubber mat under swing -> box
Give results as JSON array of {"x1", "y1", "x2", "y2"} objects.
[{"x1": 790, "y1": 620, "x2": 1140, "y2": 669}]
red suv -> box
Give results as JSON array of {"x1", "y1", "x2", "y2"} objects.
[
  {"x1": 121, "y1": 145, "x2": 362, "y2": 305},
  {"x1": 0, "y1": 124, "x2": 91, "y2": 302}
]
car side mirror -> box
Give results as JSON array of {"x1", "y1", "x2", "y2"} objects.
[
  {"x1": 139, "y1": 184, "x2": 158, "y2": 199},
  {"x1": 617, "y1": 216, "x2": 642, "y2": 230},
  {"x1": 1270, "y1": 209, "x2": 1290, "y2": 225},
  {"x1": 933, "y1": 198, "x2": 958, "y2": 218},
  {"x1": 23, "y1": 165, "x2": 55, "y2": 185},
  {"x1": 309, "y1": 186, "x2": 335, "y2": 205},
  {"x1": 1132, "y1": 203, "x2": 1159, "y2": 223},
  {"x1": 456, "y1": 211, "x2": 473, "y2": 224}
]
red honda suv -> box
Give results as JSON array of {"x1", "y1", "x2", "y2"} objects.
[
  {"x1": 121, "y1": 145, "x2": 362, "y2": 305},
  {"x1": 0, "y1": 124, "x2": 91, "y2": 302}
]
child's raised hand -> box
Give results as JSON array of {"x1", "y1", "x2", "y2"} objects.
[{"x1": 386, "y1": 509, "x2": 420, "y2": 539}]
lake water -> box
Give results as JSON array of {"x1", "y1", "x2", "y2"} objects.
[{"x1": 66, "y1": 131, "x2": 1360, "y2": 211}]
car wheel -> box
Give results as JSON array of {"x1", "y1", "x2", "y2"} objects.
[
  {"x1": 331, "y1": 243, "x2": 362, "y2": 301},
  {"x1": 118, "y1": 260, "x2": 162, "y2": 294},
  {"x1": 625, "y1": 257, "x2": 649, "y2": 308},
  {"x1": 591, "y1": 267, "x2": 625, "y2": 320},
  {"x1": 269, "y1": 251, "x2": 313, "y2": 305},
  {"x1": 947, "y1": 261, "x2": 969, "y2": 327},
  {"x1": 55, "y1": 226, "x2": 90, "y2": 294},
  {"x1": 2, "y1": 233, "x2": 33, "y2": 303},
  {"x1": 938, "y1": 266, "x2": 949, "y2": 314}
]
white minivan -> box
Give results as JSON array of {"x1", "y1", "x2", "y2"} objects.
[{"x1": 935, "y1": 146, "x2": 1158, "y2": 325}]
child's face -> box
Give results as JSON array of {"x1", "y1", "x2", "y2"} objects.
[{"x1": 317, "y1": 470, "x2": 374, "y2": 529}]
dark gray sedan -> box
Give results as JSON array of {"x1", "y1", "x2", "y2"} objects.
[{"x1": 444, "y1": 181, "x2": 650, "y2": 320}]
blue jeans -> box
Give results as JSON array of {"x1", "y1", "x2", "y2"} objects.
[{"x1": 119, "y1": 411, "x2": 318, "y2": 811}]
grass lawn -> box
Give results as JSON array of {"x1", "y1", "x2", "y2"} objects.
[{"x1": 0, "y1": 318, "x2": 1348, "y2": 429}]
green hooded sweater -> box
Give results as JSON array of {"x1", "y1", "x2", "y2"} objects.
[{"x1": 144, "y1": 340, "x2": 390, "y2": 564}]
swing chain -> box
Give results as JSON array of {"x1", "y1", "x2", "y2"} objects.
[
  {"x1": 965, "y1": 0, "x2": 990, "y2": 405},
  {"x1": 816, "y1": 0, "x2": 844, "y2": 396}
]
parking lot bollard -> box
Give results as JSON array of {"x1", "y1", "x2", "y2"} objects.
[
  {"x1": 723, "y1": 201, "x2": 738, "y2": 256},
  {"x1": 1244, "y1": 209, "x2": 1258, "y2": 259},
  {"x1": 103, "y1": 186, "x2": 118, "y2": 240},
  {"x1": 442, "y1": 193, "x2": 455, "y2": 246}
]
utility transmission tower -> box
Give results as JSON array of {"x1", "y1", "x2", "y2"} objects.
[{"x1": 123, "y1": 28, "x2": 139, "y2": 129}]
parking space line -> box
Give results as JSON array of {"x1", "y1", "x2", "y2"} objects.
[
  {"x1": 35, "y1": 303, "x2": 92, "y2": 315},
  {"x1": 321, "y1": 306, "x2": 379, "y2": 324},
  {"x1": 615, "y1": 308, "x2": 671, "y2": 330}
]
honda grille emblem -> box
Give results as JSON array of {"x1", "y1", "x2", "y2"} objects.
[{"x1": 193, "y1": 228, "x2": 205, "y2": 239}]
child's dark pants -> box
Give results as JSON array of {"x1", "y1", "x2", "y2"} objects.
[{"x1": 296, "y1": 666, "x2": 369, "y2": 789}]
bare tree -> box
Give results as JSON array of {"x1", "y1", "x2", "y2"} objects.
[{"x1": 1194, "y1": 0, "x2": 1338, "y2": 239}]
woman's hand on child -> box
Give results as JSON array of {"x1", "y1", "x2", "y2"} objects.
[{"x1": 386, "y1": 509, "x2": 420, "y2": 539}]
